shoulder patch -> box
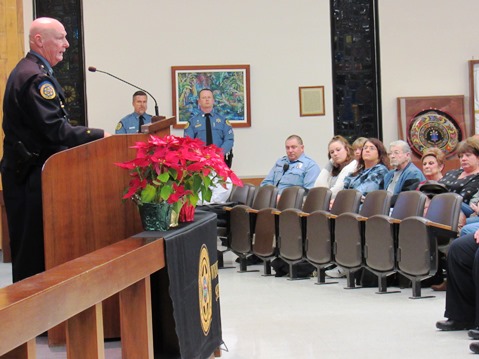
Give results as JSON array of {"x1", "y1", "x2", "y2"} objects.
[
  {"x1": 184, "y1": 122, "x2": 190, "y2": 129},
  {"x1": 116, "y1": 122, "x2": 123, "y2": 131},
  {"x1": 225, "y1": 120, "x2": 232, "y2": 126},
  {"x1": 39, "y1": 81, "x2": 56, "y2": 100}
]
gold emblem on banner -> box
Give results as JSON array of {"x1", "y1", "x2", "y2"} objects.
[{"x1": 198, "y1": 245, "x2": 212, "y2": 336}]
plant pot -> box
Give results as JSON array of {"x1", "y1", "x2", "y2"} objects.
[
  {"x1": 138, "y1": 202, "x2": 172, "y2": 231},
  {"x1": 170, "y1": 201, "x2": 184, "y2": 228}
]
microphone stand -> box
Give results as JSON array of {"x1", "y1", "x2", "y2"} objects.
[{"x1": 88, "y1": 67, "x2": 159, "y2": 116}]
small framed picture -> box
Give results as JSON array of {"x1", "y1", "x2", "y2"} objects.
[
  {"x1": 171, "y1": 65, "x2": 251, "y2": 128},
  {"x1": 299, "y1": 86, "x2": 325, "y2": 116}
]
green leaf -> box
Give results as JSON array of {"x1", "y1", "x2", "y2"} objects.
[{"x1": 141, "y1": 184, "x2": 157, "y2": 203}]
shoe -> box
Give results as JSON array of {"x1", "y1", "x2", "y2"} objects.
[
  {"x1": 325, "y1": 266, "x2": 346, "y2": 278},
  {"x1": 436, "y1": 319, "x2": 475, "y2": 331},
  {"x1": 471, "y1": 342, "x2": 479, "y2": 354},
  {"x1": 431, "y1": 280, "x2": 447, "y2": 291},
  {"x1": 469, "y1": 328, "x2": 479, "y2": 340}
]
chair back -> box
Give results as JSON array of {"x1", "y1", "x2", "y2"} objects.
[
  {"x1": 302, "y1": 187, "x2": 332, "y2": 213},
  {"x1": 330, "y1": 189, "x2": 362, "y2": 215},
  {"x1": 425, "y1": 192, "x2": 463, "y2": 231},
  {"x1": 251, "y1": 185, "x2": 278, "y2": 210},
  {"x1": 359, "y1": 190, "x2": 392, "y2": 217},
  {"x1": 391, "y1": 191, "x2": 427, "y2": 219},
  {"x1": 229, "y1": 183, "x2": 256, "y2": 207},
  {"x1": 277, "y1": 186, "x2": 305, "y2": 211}
]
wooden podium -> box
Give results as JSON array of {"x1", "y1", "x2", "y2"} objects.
[{"x1": 42, "y1": 116, "x2": 175, "y2": 345}]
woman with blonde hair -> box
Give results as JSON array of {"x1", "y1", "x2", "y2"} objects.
[{"x1": 314, "y1": 135, "x2": 357, "y2": 198}]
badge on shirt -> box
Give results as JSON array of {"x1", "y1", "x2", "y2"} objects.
[
  {"x1": 39, "y1": 81, "x2": 56, "y2": 100},
  {"x1": 116, "y1": 122, "x2": 123, "y2": 131}
]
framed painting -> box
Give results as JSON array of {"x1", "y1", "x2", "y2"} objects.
[
  {"x1": 171, "y1": 65, "x2": 251, "y2": 128},
  {"x1": 469, "y1": 60, "x2": 479, "y2": 134},
  {"x1": 299, "y1": 86, "x2": 325, "y2": 116}
]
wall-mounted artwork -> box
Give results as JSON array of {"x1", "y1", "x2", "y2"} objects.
[{"x1": 171, "y1": 65, "x2": 251, "y2": 129}]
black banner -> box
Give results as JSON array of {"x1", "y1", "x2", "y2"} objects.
[{"x1": 139, "y1": 211, "x2": 222, "y2": 359}]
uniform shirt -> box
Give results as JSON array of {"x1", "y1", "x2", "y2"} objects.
[
  {"x1": 115, "y1": 112, "x2": 152, "y2": 134},
  {"x1": 184, "y1": 109, "x2": 234, "y2": 154},
  {"x1": 261, "y1": 153, "x2": 321, "y2": 194},
  {"x1": 2, "y1": 51, "x2": 104, "y2": 166}
]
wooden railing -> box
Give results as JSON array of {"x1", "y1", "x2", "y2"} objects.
[{"x1": 0, "y1": 237, "x2": 165, "y2": 359}]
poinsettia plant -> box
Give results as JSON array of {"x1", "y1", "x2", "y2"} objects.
[{"x1": 115, "y1": 134, "x2": 242, "y2": 207}]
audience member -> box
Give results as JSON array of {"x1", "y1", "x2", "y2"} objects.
[
  {"x1": 326, "y1": 138, "x2": 389, "y2": 279},
  {"x1": 314, "y1": 135, "x2": 357, "y2": 200},
  {"x1": 439, "y1": 137, "x2": 479, "y2": 217},
  {"x1": 115, "y1": 91, "x2": 152, "y2": 134},
  {"x1": 420, "y1": 147, "x2": 445, "y2": 183},
  {"x1": 1, "y1": 17, "x2": 110, "y2": 282},
  {"x1": 342, "y1": 138, "x2": 389, "y2": 196},
  {"x1": 435, "y1": 228, "x2": 479, "y2": 354},
  {"x1": 261, "y1": 134, "x2": 320, "y2": 194},
  {"x1": 382, "y1": 140, "x2": 425, "y2": 205},
  {"x1": 352, "y1": 137, "x2": 368, "y2": 161},
  {"x1": 184, "y1": 88, "x2": 234, "y2": 166}
]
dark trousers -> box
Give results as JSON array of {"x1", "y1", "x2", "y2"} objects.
[
  {"x1": 1, "y1": 165, "x2": 45, "y2": 282},
  {"x1": 445, "y1": 233, "x2": 479, "y2": 324}
]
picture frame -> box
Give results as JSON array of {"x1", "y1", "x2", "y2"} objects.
[
  {"x1": 171, "y1": 65, "x2": 251, "y2": 128},
  {"x1": 469, "y1": 60, "x2": 479, "y2": 134},
  {"x1": 299, "y1": 86, "x2": 325, "y2": 116}
]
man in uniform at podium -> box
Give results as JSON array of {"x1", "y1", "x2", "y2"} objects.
[
  {"x1": 115, "y1": 90, "x2": 152, "y2": 134},
  {"x1": 1, "y1": 17, "x2": 110, "y2": 282},
  {"x1": 184, "y1": 88, "x2": 234, "y2": 166}
]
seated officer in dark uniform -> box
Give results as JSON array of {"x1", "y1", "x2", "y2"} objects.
[{"x1": 1, "y1": 17, "x2": 110, "y2": 282}]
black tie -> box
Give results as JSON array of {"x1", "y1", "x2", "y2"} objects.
[
  {"x1": 138, "y1": 115, "x2": 145, "y2": 133},
  {"x1": 205, "y1": 113, "x2": 213, "y2": 145}
]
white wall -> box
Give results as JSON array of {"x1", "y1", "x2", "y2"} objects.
[{"x1": 22, "y1": 0, "x2": 479, "y2": 178}]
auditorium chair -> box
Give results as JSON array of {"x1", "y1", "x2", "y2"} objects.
[
  {"x1": 229, "y1": 185, "x2": 278, "y2": 272},
  {"x1": 277, "y1": 187, "x2": 332, "y2": 279},
  {"x1": 304, "y1": 189, "x2": 362, "y2": 284},
  {"x1": 364, "y1": 190, "x2": 427, "y2": 294},
  {"x1": 251, "y1": 186, "x2": 306, "y2": 275},
  {"x1": 217, "y1": 183, "x2": 257, "y2": 268},
  {"x1": 397, "y1": 192, "x2": 462, "y2": 299},
  {"x1": 334, "y1": 190, "x2": 392, "y2": 289}
]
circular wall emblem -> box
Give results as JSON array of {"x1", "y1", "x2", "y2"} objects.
[
  {"x1": 198, "y1": 245, "x2": 212, "y2": 336},
  {"x1": 408, "y1": 109, "x2": 462, "y2": 157}
]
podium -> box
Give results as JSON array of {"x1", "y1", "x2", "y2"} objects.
[{"x1": 42, "y1": 116, "x2": 175, "y2": 344}]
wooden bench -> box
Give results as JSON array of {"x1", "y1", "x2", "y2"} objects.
[{"x1": 0, "y1": 236, "x2": 165, "y2": 359}]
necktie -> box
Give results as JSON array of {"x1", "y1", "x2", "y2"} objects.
[
  {"x1": 138, "y1": 115, "x2": 145, "y2": 133},
  {"x1": 205, "y1": 113, "x2": 213, "y2": 145}
]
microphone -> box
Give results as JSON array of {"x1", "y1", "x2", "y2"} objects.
[
  {"x1": 88, "y1": 66, "x2": 159, "y2": 116},
  {"x1": 276, "y1": 163, "x2": 290, "y2": 187}
]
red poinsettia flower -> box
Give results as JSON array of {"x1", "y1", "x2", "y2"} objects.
[{"x1": 115, "y1": 134, "x2": 242, "y2": 207}]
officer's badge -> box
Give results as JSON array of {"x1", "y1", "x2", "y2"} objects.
[
  {"x1": 226, "y1": 120, "x2": 232, "y2": 126},
  {"x1": 184, "y1": 122, "x2": 190, "y2": 129},
  {"x1": 39, "y1": 81, "x2": 56, "y2": 100},
  {"x1": 116, "y1": 122, "x2": 123, "y2": 131},
  {"x1": 216, "y1": 118, "x2": 221, "y2": 123}
]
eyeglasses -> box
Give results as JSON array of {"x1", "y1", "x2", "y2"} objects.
[{"x1": 363, "y1": 146, "x2": 377, "y2": 151}]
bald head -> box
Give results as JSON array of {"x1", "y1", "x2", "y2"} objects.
[{"x1": 29, "y1": 17, "x2": 69, "y2": 67}]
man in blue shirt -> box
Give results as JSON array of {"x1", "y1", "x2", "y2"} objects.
[
  {"x1": 115, "y1": 91, "x2": 152, "y2": 134},
  {"x1": 184, "y1": 88, "x2": 234, "y2": 159},
  {"x1": 261, "y1": 135, "x2": 320, "y2": 194},
  {"x1": 382, "y1": 140, "x2": 425, "y2": 205}
]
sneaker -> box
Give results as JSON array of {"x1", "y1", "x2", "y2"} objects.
[{"x1": 325, "y1": 266, "x2": 346, "y2": 278}]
